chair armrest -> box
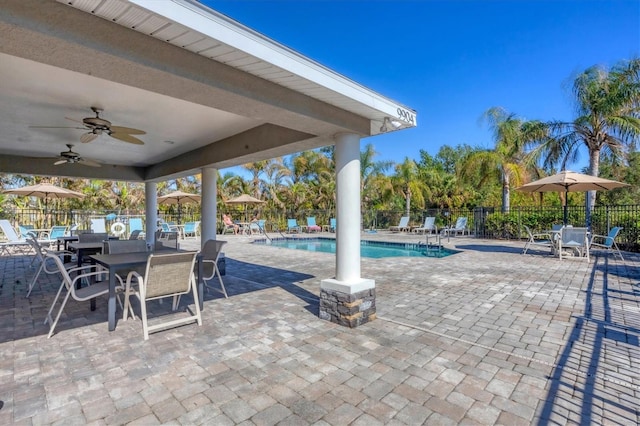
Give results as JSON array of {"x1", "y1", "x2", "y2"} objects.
[{"x1": 532, "y1": 232, "x2": 552, "y2": 240}]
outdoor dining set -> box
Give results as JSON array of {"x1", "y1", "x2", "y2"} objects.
[
  {"x1": 1, "y1": 219, "x2": 227, "y2": 340},
  {"x1": 522, "y1": 224, "x2": 624, "y2": 261}
]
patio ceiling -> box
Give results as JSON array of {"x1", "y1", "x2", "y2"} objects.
[{"x1": 0, "y1": 0, "x2": 417, "y2": 183}]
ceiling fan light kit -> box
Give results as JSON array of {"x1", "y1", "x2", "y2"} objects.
[{"x1": 54, "y1": 144, "x2": 101, "y2": 167}]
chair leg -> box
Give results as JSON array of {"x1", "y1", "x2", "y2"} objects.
[
  {"x1": 141, "y1": 299, "x2": 150, "y2": 340},
  {"x1": 45, "y1": 281, "x2": 66, "y2": 325},
  {"x1": 26, "y1": 262, "x2": 45, "y2": 298},
  {"x1": 216, "y1": 265, "x2": 228, "y2": 298},
  {"x1": 47, "y1": 290, "x2": 72, "y2": 338}
]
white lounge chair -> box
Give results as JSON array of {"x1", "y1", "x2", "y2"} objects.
[
  {"x1": 0, "y1": 219, "x2": 32, "y2": 256},
  {"x1": 413, "y1": 217, "x2": 437, "y2": 234},
  {"x1": 389, "y1": 216, "x2": 410, "y2": 232},
  {"x1": 442, "y1": 217, "x2": 468, "y2": 237}
]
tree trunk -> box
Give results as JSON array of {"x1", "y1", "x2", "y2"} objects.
[
  {"x1": 405, "y1": 187, "x2": 411, "y2": 217},
  {"x1": 502, "y1": 172, "x2": 510, "y2": 213},
  {"x1": 586, "y1": 148, "x2": 601, "y2": 227}
]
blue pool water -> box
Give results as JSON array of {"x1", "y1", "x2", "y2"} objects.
[{"x1": 254, "y1": 238, "x2": 458, "y2": 259}]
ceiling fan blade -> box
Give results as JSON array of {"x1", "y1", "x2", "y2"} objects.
[
  {"x1": 110, "y1": 126, "x2": 146, "y2": 135},
  {"x1": 65, "y1": 116, "x2": 86, "y2": 125},
  {"x1": 53, "y1": 159, "x2": 67, "y2": 166},
  {"x1": 110, "y1": 132, "x2": 145, "y2": 145},
  {"x1": 78, "y1": 158, "x2": 101, "y2": 167},
  {"x1": 29, "y1": 125, "x2": 85, "y2": 130},
  {"x1": 80, "y1": 132, "x2": 99, "y2": 143}
]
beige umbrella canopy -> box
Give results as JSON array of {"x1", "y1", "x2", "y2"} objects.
[
  {"x1": 516, "y1": 170, "x2": 629, "y2": 224},
  {"x1": 226, "y1": 194, "x2": 264, "y2": 222},
  {"x1": 158, "y1": 190, "x2": 201, "y2": 223},
  {"x1": 3, "y1": 182, "x2": 85, "y2": 227}
]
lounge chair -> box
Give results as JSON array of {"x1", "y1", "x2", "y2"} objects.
[
  {"x1": 389, "y1": 216, "x2": 410, "y2": 232},
  {"x1": 287, "y1": 218, "x2": 301, "y2": 233},
  {"x1": 442, "y1": 217, "x2": 468, "y2": 237},
  {"x1": 128, "y1": 217, "x2": 145, "y2": 239},
  {"x1": 122, "y1": 252, "x2": 201, "y2": 340},
  {"x1": 19, "y1": 224, "x2": 36, "y2": 239},
  {"x1": 413, "y1": 217, "x2": 437, "y2": 234},
  {"x1": 558, "y1": 227, "x2": 589, "y2": 261},
  {"x1": 0, "y1": 219, "x2": 32, "y2": 256},
  {"x1": 183, "y1": 221, "x2": 200, "y2": 239},
  {"x1": 305, "y1": 217, "x2": 321, "y2": 233},
  {"x1": 590, "y1": 226, "x2": 624, "y2": 261},
  {"x1": 522, "y1": 226, "x2": 553, "y2": 255},
  {"x1": 90, "y1": 218, "x2": 107, "y2": 234}
]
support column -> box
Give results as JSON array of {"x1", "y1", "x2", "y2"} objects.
[
  {"x1": 320, "y1": 132, "x2": 375, "y2": 328},
  {"x1": 145, "y1": 181, "x2": 157, "y2": 247},
  {"x1": 201, "y1": 167, "x2": 218, "y2": 248}
]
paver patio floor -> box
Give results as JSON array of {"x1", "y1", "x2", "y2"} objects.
[{"x1": 0, "y1": 232, "x2": 638, "y2": 424}]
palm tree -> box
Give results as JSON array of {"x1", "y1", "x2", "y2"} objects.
[
  {"x1": 533, "y1": 58, "x2": 640, "y2": 212},
  {"x1": 462, "y1": 107, "x2": 542, "y2": 213},
  {"x1": 390, "y1": 158, "x2": 427, "y2": 216}
]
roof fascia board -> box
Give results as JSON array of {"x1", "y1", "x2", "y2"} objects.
[{"x1": 128, "y1": 0, "x2": 416, "y2": 125}]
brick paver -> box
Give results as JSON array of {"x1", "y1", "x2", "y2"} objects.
[{"x1": 0, "y1": 232, "x2": 639, "y2": 424}]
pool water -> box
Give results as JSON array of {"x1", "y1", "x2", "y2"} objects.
[{"x1": 254, "y1": 238, "x2": 459, "y2": 259}]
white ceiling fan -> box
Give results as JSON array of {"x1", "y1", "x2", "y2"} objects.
[
  {"x1": 31, "y1": 106, "x2": 146, "y2": 145},
  {"x1": 53, "y1": 144, "x2": 101, "y2": 167}
]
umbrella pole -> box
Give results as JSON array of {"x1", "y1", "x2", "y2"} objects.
[{"x1": 563, "y1": 189, "x2": 568, "y2": 225}]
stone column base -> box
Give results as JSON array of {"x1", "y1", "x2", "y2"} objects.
[{"x1": 319, "y1": 286, "x2": 376, "y2": 328}]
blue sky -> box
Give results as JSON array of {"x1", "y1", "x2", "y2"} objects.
[{"x1": 205, "y1": 0, "x2": 639, "y2": 175}]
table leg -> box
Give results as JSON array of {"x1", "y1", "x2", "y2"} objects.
[{"x1": 108, "y1": 268, "x2": 116, "y2": 331}]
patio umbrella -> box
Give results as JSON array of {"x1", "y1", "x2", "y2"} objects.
[
  {"x1": 3, "y1": 182, "x2": 85, "y2": 227},
  {"x1": 516, "y1": 170, "x2": 629, "y2": 224},
  {"x1": 157, "y1": 190, "x2": 201, "y2": 224},
  {"x1": 225, "y1": 194, "x2": 264, "y2": 222}
]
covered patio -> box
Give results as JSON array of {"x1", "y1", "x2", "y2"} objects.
[
  {"x1": 0, "y1": 0, "x2": 417, "y2": 327},
  {"x1": 1, "y1": 234, "x2": 638, "y2": 423}
]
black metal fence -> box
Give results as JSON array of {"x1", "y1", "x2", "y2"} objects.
[{"x1": 3, "y1": 204, "x2": 640, "y2": 251}]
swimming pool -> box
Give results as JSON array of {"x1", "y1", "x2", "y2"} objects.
[{"x1": 253, "y1": 237, "x2": 459, "y2": 259}]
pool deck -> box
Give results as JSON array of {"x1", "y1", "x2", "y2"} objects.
[{"x1": 1, "y1": 231, "x2": 639, "y2": 424}]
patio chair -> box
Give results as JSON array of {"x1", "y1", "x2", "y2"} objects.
[
  {"x1": 558, "y1": 227, "x2": 589, "y2": 261},
  {"x1": 305, "y1": 217, "x2": 321, "y2": 233},
  {"x1": 287, "y1": 218, "x2": 301, "y2": 233},
  {"x1": 128, "y1": 217, "x2": 145, "y2": 239},
  {"x1": 122, "y1": 251, "x2": 201, "y2": 340},
  {"x1": 590, "y1": 226, "x2": 624, "y2": 261},
  {"x1": 201, "y1": 239, "x2": 228, "y2": 298},
  {"x1": 413, "y1": 217, "x2": 437, "y2": 234},
  {"x1": 183, "y1": 221, "x2": 200, "y2": 239},
  {"x1": 0, "y1": 219, "x2": 32, "y2": 256},
  {"x1": 90, "y1": 218, "x2": 107, "y2": 233},
  {"x1": 25, "y1": 235, "x2": 76, "y2": 297},
  {"x1": 44, "y1": 252, "x2": 124, "y2": 338},
  {"x1": 389, "y1": 216, "x2": 410, "y2": 232},
  {"x1": 155, "y1": 231, "x2": 180, "y2": 251},
  {"x1": 522, "y1": 226, "x2": 554, "y2": 255},
  {"x1": 442, "y1": 217, "x2": 468, "y2": 237}
]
